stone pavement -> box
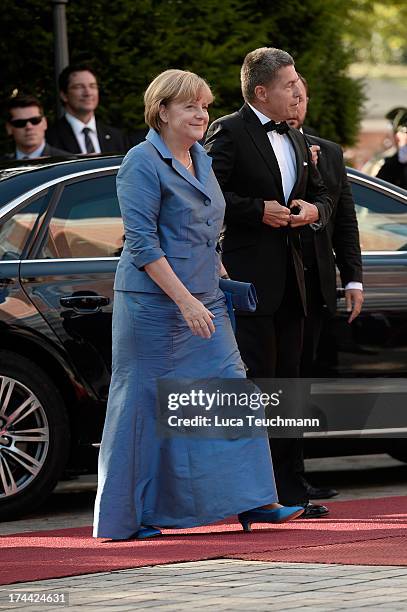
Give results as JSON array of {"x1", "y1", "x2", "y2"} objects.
[
  {"x1": 1, "y1": 455, "x2": 407, "y2": 610},
  {"x1": 2, "y1": 560, "x2": 407, "y2": 611}
]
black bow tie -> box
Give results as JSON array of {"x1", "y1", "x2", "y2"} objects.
[{"x1": 263, "y1": 120, "x2": 289, "y2": 135}]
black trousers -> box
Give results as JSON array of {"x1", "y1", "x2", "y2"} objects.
[
  {"x1": 300, "y1": 266, "x2": 325, "y2": 377},
  {"x1": 299, "y1": 265, "x2": 330, "y2": 487},
  {"x1": 235, "y1": 263, "x2": 309, "y2": 505}
]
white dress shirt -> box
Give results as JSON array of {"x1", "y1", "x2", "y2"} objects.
[
  {"x1": 65, "y1": 112, "x2": 101, "y2": 154},
  {"x1": 248, "y1": 103, "x2": 296, "y2": 204},
  {"x1": 16, "y1": 141, "x2": 46, "y2": 159}
]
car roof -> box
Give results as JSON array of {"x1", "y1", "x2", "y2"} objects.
[
  {"x1": 0, "y1": 155, "x2": 123, "y2": 208},
  {"x1": 1, "y1": 156, "x2": 406, "y2": 212},
  {"x1": 346, "y1": 166, "x2": 407, "y2": 198}
]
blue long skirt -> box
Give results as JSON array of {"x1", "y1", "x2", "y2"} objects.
[{"x1": 93, "y1": 288, "x2": 277, "y2": 539}]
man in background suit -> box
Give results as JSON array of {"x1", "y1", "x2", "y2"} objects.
[
  {"x1": 376, "y1": 109, "x2": 407, "y2": 190},
  {"x1": 47, "y1": 64, "x2": 129, "y2": 155},
  {"x1": 288, "y1": 75, "x2": 363, "y2": 369},
  {"x1": 288, "y1": 74, "x2": 363, "y2": 500},
  {"x1": 205, "y1": 47, "x2": 333, "y2": 517},
  {"x1": 4, "y1": 95, "x2": 68, "y2": 160}
]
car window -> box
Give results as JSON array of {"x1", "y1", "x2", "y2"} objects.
[
  {"x1": 39, "y1": 174, "x2": 124, "y2": 259},
  {"x1": 351, "y1": 181, "x2": 407, "y2": 252},
  {"x1": 0, "y1": 192, "x2": 49, "y2": 260}
]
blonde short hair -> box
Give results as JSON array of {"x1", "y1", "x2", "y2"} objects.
[{"x1": 144, "y1": 69, "x2": 213, "y2": 131}]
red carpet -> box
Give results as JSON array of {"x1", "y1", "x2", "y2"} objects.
[{"x1": 1, "y1": 496, "x2": 406, "y2": 585}]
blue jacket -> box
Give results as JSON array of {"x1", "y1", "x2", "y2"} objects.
[{"x1": 114, "y1": 129, "x2": 225, "y2": 293}]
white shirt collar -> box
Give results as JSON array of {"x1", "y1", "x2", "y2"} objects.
[
  {"x1": 65, "y1": 112, "x2": 101, "y2": 153},
  {"x1": 247, "y1": 103, "x2": 274, "y2": 126},
  {"x1": 65, "y1": 112, "x2": 97, "y2": 137},
  {"x1": 247, "y1": 103, "x2": 296, "y2": 204},
  {"x1": 16, "y1": 141, "x2": 46, "y2": 159}
]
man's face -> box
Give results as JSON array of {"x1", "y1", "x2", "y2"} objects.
[
  {"x1": 6, "y1": 105, "x2": 47, "y2": 152},
  {"x1": 254, "y1": 65, "x2": 300, "y2": 122},
  {"x1": 395, "y1": 128, "x2": 407, "y2": 149},
  {"x1": 61, "y1": 70, "x2": 99, "y2": 117},
  {"x1": 288, "y1": 79, "x2": 308, "y2": 129}
]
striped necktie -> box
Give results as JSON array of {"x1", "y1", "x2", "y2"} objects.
[{"x1": 82, "y1": 127, "x2": 95, "y2": 153}]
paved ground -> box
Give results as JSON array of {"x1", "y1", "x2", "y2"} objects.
[
  {"x1": 1, "y1": 454, "x2": 407, "y2": 610},
  {"x1": 2, "y1": 560, "x2": 407, "y2": 611}
]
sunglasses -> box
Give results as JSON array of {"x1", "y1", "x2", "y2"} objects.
[{"x1": 9, "y1": 116, "x2": 43, "y2": 128}]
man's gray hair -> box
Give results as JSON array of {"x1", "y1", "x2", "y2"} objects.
[{"x1": 241, "y1": 47, "x2": 295, "y2": 102}]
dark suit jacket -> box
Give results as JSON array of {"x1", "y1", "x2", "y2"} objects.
[
  {"x1": 46, "y1": 116, "x2": 129, "y2": 154},
  {"x1": 304, "y1": 134, "x2": 363, "y2": 313},
  {"x1": 204, "y1": 103, "x2": 332, "y2": 315},
  {"x1": 376, "y1": 152, "x2": 407, "y2": 190},
  {"x1": 2, "y1": 142, "x2": 70, "y2": 160},
  {"x1": 42, "y1": 143, "x2": 71, "y2": 157},
  {"x1": 303, "y1": 124, "x2": 318, "y2": 137}
]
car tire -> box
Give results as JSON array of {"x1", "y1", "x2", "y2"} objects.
[{"x1": 0, "y1": 351, "x2": 70, "y2": 521}]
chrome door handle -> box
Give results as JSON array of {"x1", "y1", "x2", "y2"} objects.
[{"x1": 60, "y1": 294, "x2": 110, "y2": 313}]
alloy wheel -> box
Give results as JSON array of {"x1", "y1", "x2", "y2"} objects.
[{"x1": 0, "y1": 376, "x2": 49, "y2": 499}]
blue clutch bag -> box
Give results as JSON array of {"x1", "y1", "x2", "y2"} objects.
[{"x1": 219, "y1": 278, "x2": 258, "y2": 333}]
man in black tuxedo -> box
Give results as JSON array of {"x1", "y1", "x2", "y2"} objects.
[
  {"x1": 47, "y1": 64, "x2": 129, "y2": 155},
  {"x1": 4, "y1": 95, "x2": 69, "y2": 160},
  {"x1": 287, "y1": 74, "x2": 363, "y2": 501},
  {"x1": 376, "y1": 110, "x2": 407, "y2": 190},
  {"x1": 205, "y1": 47, "x2": 333, "y2": 517},
  {"x1": 289, "y1": 75, "x2": 363, "y2": 367}
]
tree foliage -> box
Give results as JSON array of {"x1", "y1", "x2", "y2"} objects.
[
  {"x1": 1, "y1": 0, "x2": 365, "y2": 153},
  {"x1": 344, "y1": 0, "x2": 407, "y2": 64}
]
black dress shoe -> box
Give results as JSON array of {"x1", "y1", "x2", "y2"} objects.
[
  {"x1": 301, "y1": 502, "x2": 330, "y2": 519},
  {"x1": 305, "y1": 484, "x2": 339, "y2": 500}
]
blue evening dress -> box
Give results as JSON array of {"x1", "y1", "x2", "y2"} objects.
[{"x1": 93, "y1": 287, "x2": 278, "y2": 539}]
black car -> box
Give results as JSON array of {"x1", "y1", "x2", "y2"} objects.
[{"x1": 0, "y1": 156, "x2": 406, "y2": 520}]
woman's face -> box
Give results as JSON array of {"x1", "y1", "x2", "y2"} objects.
[{"x1": 159, "y1": 94, "x2": 211, "y2": 144}]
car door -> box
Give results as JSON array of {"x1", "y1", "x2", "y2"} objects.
[
  {"x1": 0, "y1": 188, "x2": 56, "y2": 337},
  {"x1": 316, "y1": 175, "x2": 407, "y2": 378},
  {"x1": 20, "y1": 169, "x2": 122, "y2": 402}
]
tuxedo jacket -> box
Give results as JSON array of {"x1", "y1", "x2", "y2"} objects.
[
  {"x1": 46, "y1": 116, "x2": 129, "y2": 154},
  {"x1": 304, "y1": 134, "x2": 363, "y2": 314},
  {"x1": 205, "y1": 103, "x2": 332, "y2": 315},
  {"x1": 376, "y1": 152, "x2": 407, "y2": 190}
]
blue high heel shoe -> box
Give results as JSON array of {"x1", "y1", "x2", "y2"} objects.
[
  {"x1": 133, "y1": 525, "x2": 162, "y2": 539},
  {"x1": 238, "y1": 506, "x2": 304, "y2": 533}
]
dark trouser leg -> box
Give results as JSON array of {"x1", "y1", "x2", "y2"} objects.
[
  {"x1": 300, "y1": 266, "x2": 325, "y2": 378},
  {"x1": 235, "y1": 316, "x2": 276, "y2": 378},
  {"x1": 272, "y1": 268, "x2": 307, "y2": 505},
  {"x1": 299, "y1": 266, "x2": 325, "y2": 490},
  {"x1": 235, "y1": 266, "x2": 307, "y2": 505}
]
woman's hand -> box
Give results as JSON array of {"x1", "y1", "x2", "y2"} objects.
[
  {"x1": 144, "y1": 257, "x2": 215, "y2": 337},
  {"x1": 177, "y1": 296, "x2": 215, "y2": 339}
]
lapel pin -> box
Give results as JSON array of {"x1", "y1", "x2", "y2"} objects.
[{"x1": 105, "y1": 134, "x2": 111, "y2": 140}]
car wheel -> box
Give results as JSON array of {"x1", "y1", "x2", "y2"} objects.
[{"x1": 0, "y1": 351, "x2": 70, "y2": 520}]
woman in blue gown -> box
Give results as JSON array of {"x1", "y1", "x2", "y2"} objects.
[{"x1": 93, "y1": 69, "x2": 303, "y2": 540}]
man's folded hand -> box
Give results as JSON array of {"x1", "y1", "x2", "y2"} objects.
[
  {"x1": 289, "y1": 199, "x2": 319, "y2": 227},
  {"x1": 263, "y1": 199, "x2": 291, "y2": 227}
]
